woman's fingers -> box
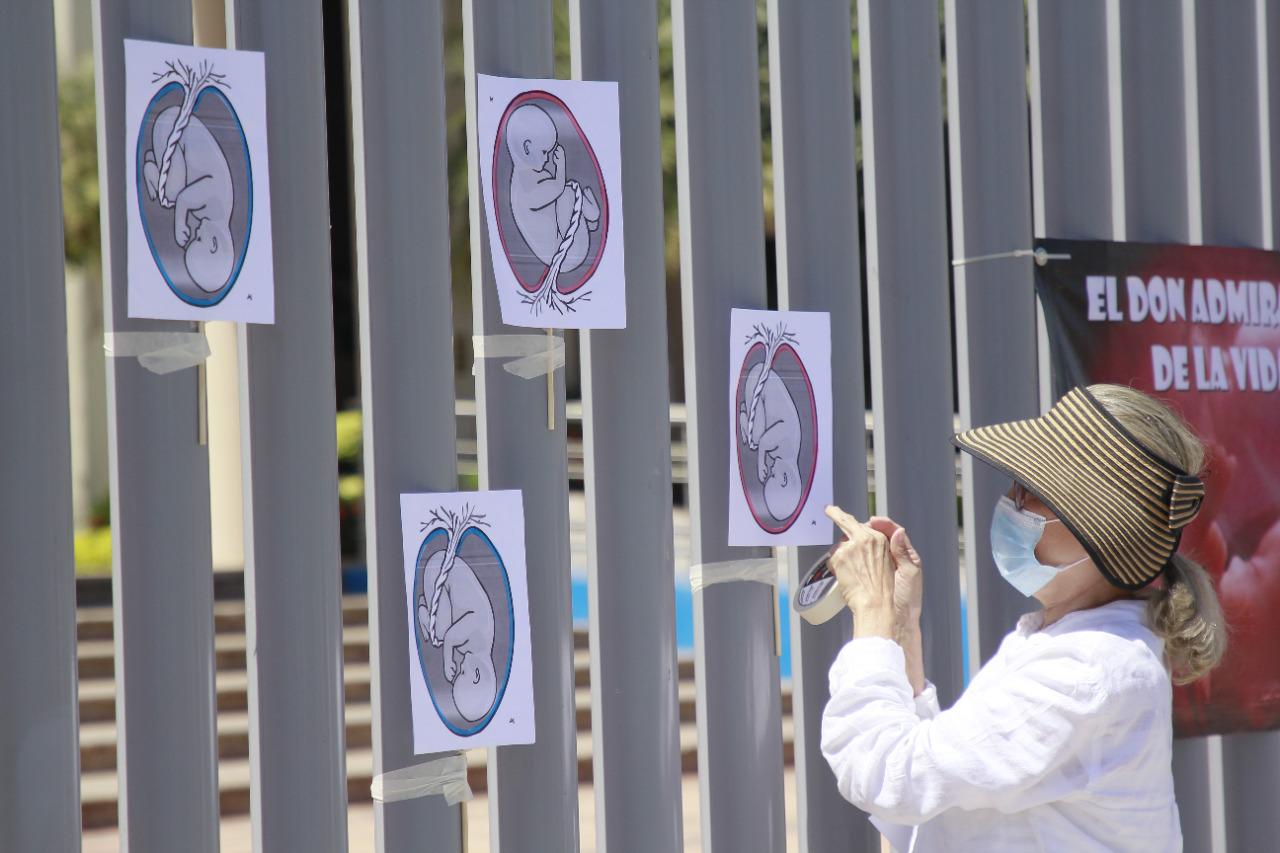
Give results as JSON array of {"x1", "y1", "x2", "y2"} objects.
[
  {"x1": 826, "y1": 506, "x2": 893, "y2": 576},
  {"x1": 825, "y1": 504, "x2": 869, "y2": 539},
  {"x1": 890, "y1": 528, "x2": 922, "y2": 568},
  {"x1": 865, "y1": 515, "x2": 901, "y2": 543},
  {"x1": 830, "y1": 509, "x2": 904, "y2": 552},
  {"x1": 864, "y1": 515, "x2": 922, "y2": 572},
  {"x1": 825, "y1": 515, "x2": 896, "y2": 617}
]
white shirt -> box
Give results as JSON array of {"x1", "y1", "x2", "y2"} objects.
[{"x1": 821, "y1": 599, "x2": 1182, "y2": 852}]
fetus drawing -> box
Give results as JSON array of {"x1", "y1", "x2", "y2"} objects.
[
  {"x1": 492, "y1": 91, "x2": 609, "y2": 316},
  {"x1": 135, "y1": 58, "x2": 252, "y2": 307},
  {"x1": 412, "y1": 505, "x2": 514, "y2": 735},
  {"x1": 507, "y1": 105, "x2": 600, "y2": 273},
  {"x1": 740, "y1": 355, "x2": 803, "y2": 521},
  {"x1": 735, "y1": 322, "x2": 819, "y2": 533}
]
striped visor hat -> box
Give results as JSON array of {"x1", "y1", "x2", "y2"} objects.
[{"x1": 951, "y1": 386, "x2": 1206, "y2": 590}]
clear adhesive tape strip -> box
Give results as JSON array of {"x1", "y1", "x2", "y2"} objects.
[
  {"x1": 370, "y1": 753, "x2": 473, "y2": 805},
  {"x1": 472, "y1": 334, "x2": 566, "y2": 380},
  {"x1": 103, "y1": 331, "x2": 211, "y2": 375},
  {"x1": 688, "y1": 557, "x2": 779, "y2": 594}
]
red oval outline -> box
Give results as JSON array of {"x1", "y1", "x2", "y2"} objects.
[
  {"x1": 734, "y1": 341, "x2": 819, "y2": 534},
  {"x1": 491, "y1": 91, "x2": 609, "y2": 295}
]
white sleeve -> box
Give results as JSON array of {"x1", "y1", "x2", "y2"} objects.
[
  {"x1": 870, "y1": 815, "x2": 915, "y2": 853},
  {"x1": 913, "y1": 681, "x2": 941, "y2": 719},
  {"x1": 821, "y1": 636, "x2": 1117, "y2": 825}
]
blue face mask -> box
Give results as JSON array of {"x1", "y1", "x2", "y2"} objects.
[{"x1": 990, "y1": 495, "x2": 1089, "y2": 597}]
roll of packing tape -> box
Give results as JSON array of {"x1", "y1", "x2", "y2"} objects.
[{"x1": 792, "y1": 551, "x2": 846, "y2": 625}]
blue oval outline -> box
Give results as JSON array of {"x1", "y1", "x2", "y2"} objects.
[
  {"x1": 414, "y1": 526, "x2": 516, "y2": 737},
  {"x1": 135, "y1": 82, "x2": 253, "y2": 307}
]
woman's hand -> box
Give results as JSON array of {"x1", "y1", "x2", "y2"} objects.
[
  {"x1": 867, "y1": 516, "x2": 927, "y2": 696},
  {"x1": 825, "y1": 505, "x2": 896, "y2": 639},
  {"x1": 866, "y1": 516, "x2": 924, "y2": 631}
]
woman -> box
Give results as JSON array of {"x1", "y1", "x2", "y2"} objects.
[{"x1": 820, "y1": 384, "x2": 1226, "y2": 852}]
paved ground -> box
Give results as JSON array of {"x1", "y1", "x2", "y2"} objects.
[{"x1": 82, "y1": 770, "x2": 805, "y2": 852}]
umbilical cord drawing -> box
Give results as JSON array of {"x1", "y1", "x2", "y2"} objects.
[
  {"x1": 494, "y1": 92, "x2": 608, "y2": 316},
  {"x1": 137, "y1": 58, "x2": 251, "y2": 306},
  {"x1": 414, "y1": 505, "x2": 513, "y2": 734},
  {"x1": 736, "y1": 322, "x2": 819, "y2": 533}
]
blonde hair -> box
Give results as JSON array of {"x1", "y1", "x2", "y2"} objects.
[{"x1": 1087, "y1": 383, "x2": 1227, "y2": 684}]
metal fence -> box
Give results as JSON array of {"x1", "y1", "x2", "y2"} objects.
[{"x1": 3, "y1": 0, "x2": 1277, "y2": 850}]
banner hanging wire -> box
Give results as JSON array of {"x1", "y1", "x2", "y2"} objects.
[{"x1": 951, "y1": 247, "x2": 1072, "y2": 268}]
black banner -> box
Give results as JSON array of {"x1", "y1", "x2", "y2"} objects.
[{"x1": 1035, "y1": 238, "x2": 1280, "y2": 736}]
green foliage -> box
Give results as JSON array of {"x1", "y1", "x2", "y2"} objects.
[
  {"x1": 336, "y1": 410, "x2": 363, "y2": 465},
  {"x1": 89, "y1": 492, "x2": 111, "y2": 528},
  {"x1": 74, "y1": 527, "x2": 112, "y2": 575},
  {"x1": 338, "y1": 473, "x2": 364, "y2": 504},
  {"x1": 59, "y1": 58, "x2": 101, "y2": 268}
]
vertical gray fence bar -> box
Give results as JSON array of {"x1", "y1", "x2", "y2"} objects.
[
  {"x1": 1116, "y1": 1, "x2": 1196, "y2": 244},
  {"x1": 569, "y1": 2, "x2": 684, "y2": 853},
  {"x1": 1027, "y1": 0, "x2": 1114, "y2": 416},
  {"x1": 765, "y1": 1, "x2": 876, "y2": 851},
  {"x1": 1194, "y1": 4, "x2": 1280, "y2": 850},
  {"x1": 1112, "y1": 4, "x2": 1222, "y2": 850},
  {"x1": 0, "y1": 3, "x2": 81, "y2": 850},
  {"x1": 670, "y1": 0, "x2": 786, "y2": 849},
  {"x1": 348, "y1": 0, "x2": 463, "y2": 850},
  {"x1": 1027, "y1": 0, "x2": 1115, "y2": 412},
  {"x1": 1028, "y1": 1, "x2": 1116, "y2": 242},
  {"x1": 1196, "y1": 0, "x2": 1270, "y2": 247},
  {"x1": 224, "y1": 2, "x2": 349, "y2": 849},
  {"x1": 857, "y1": 0, "x2": 964, "y2": 706},
  {"x1": 90, "y1": 1, "x2": 221, "y2": 849},
  {"x1": 463, "y1": 2, "x2": 580, "y2": 850},
  {"x1": 944, "y1": 0, "x2": 1038, "y2": 668}
]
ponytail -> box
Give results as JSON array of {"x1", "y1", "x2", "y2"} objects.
[{"x1": 1145, "y1": 554, "x2": 1227, "y2": 685}]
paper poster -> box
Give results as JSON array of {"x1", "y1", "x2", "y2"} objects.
[
  {"x1": 125, "y1": 39, "x2": 275, "y2": 323},
  {"x1": 728, "y1": 309, "x2": 833, "y2": 546},
  {"x1": 400, "y1": 490, "x2": 535, "y2": 753},
  {"x1": 476, "y1": 74, "x2": 625, "y2": 329}
]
